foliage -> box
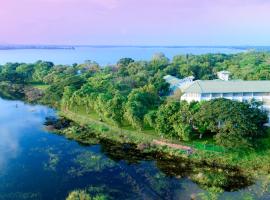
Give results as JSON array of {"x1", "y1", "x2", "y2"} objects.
[
  {"x1": 195, "y1": 98, "x2": 268, "y2": 148},
  {"x1": 125, "y1": 85, "x2": 160, "y2": 129},
  {"x1": 154, "y1": 101, "x2": 200, "y2": 141},
  {"x1": 66, "y1": 190, "x2": 91, "y2": 200},
  {"x1": 66, "y1": 190, "x2": 107, "y2": 200},
  {"x1": 0, "y1": 52, "x2": 269, "y2": 148},
  {"x1": 155, "y1": 101, "x2": 181, "y2": 138}
]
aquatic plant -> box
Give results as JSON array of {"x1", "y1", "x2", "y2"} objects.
[
  {"x1": 68, "y1": 151, "x2": 116, "y2": 177},
  {"x1": 197, "y1": 186, "x2": 222, "y2": 200},
  {"x1": 66, "y1": 190, "x2": 108, "y2": 200},
  {"x1": 66, "y1": 190, "x2": 91, "y2": 200},
  {"x1": 43, "y1": 151, "x2": 60, "y2": 171}
]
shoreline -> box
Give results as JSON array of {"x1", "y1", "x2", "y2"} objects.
[
  {"x1": 57, "y1": 108, "x2": 270, "y2": 179},
  {"x1": 58, "y1": 109, "x2": 244, "y2": 169},
  {"x1": 1, "y1": 83, "x2": 268, "y2": 171},
  {"x1": 1, "y1": 82, "x2": 270, "y2": 187}
]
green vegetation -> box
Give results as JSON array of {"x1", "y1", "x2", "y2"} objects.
[
  {"x1": 66, "y1": 190, "x2": 107, "y2": 200},
  {"x1": 66, "y1": 190, "x2": 91, "y2": 200},
  {"x1": 1, "y1": 52, "x2": 270, "y2": 179},
  {"x1": 68, "y1": 151, "x2": 115, "y2": 176},
  {"x1": 43, "y1": 149, "x2": 60, "y2": 171},
  {"x1": 148, "y1": 98, "x2": 267, "y2": 148},
  {"x1": 30, "y1": 83, "x2": 49, "y2": 91}
]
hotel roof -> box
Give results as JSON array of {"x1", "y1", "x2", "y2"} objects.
[
  {"x1": 182, "y1": 80, "x2": 270, "y2": 93},
  {"x1": 163, "y1": 75, "x2": 182, "y2": 85}
]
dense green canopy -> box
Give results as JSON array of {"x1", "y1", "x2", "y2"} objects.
[{"x1": 0, "y1": 52, "x2": 269, "y2": 148}]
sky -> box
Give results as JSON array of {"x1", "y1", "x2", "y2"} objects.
[{"x1": 0, "y1": 0, "x2": 270, "y2": 45}]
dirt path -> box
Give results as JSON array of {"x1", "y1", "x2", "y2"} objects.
[{"x1": 152, "y1": 139, "x2": 194, "y2": 153}]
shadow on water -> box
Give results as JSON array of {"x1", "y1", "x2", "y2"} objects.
[
  {"x1": 44, "y1": 115, "x2": 253, "y2": 193},
  {"x1": 0, "y1": 83, "x2": 25, "y2": 100},
  {"x1": 0, "y1": 90, "x2": 255, "y2": 199},
  {"x1": 97, "y1": 139, "x2": 253, "y2": 192}
]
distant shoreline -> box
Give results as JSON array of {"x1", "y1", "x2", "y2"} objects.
[
  {"x1": 0, "y1": 45, "x2": 269, "y2": 51},
  {"x1": 0, "y1": 45, "x2": 75, "y2": 50}
]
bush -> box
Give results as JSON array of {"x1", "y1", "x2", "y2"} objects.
[{"x1": 195, "y1": 99, "x2": 268, "y2": 148}]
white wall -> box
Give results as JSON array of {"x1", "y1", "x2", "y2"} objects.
[
  {"x1": 181, "y1": 93, "x2": 201, "y2": 102},
  {"x1": 181, "y1": 92, "x2": 270, "y2": 122}
]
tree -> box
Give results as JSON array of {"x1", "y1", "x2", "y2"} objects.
[
  {"x1": 32, "y1": 61, "x2": 54, "y2": 82},
  {"x1": 155, "y1": 100, "x2": 199, "y2": 141},
  {"x1": 107, "y1": 92, "x2": 126, "y2": 127},
  {"x1": 195, "y1": 99, "x2": 268, "y2": 148},
  {"x1": 149, "y1": 71, "x2": 170, "y2": 96},
  {"x1": 172, "y1": 101, "x2": 199, "y2": 141},
  {"x1": 150, "y1": 53, "x2": 169, "y2": 72},
  {"x1": 94, "y1": 93, "x2": 113, "y2": 119},
  {"x1": 125, "y1": 85, "x2": 160, "y2": 130},
  {"x1": 117, "y1": 58, "x2": 135, "y2": 67},
  {"x1": 16, "y1": 64, "x2": 35, "y2": 82},
  {"x1": 155, "y1": 101, "x2": 180, "y2": 138},
  {"x1": 62, "y1": 86, "x2": 76, "y2": 109},
  {"x1": 144, "y1": 110, "x2": 157, "y2": 128}
]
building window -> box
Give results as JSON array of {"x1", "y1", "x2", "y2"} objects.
[
  {"x1": 223, "y1": 93, "x2": 233, "y2": 98},
  {"x1": 202, "y1": 93, "x2": 210, "y2": 98},
  {"x1": 212, "y1": 93, "x2": 222, "y2": 98},
  {"x1": 243, "y1": 92, "x2": 253, "y2": 97},
  {"x1": 233, "y1": 93, "x2": 242, "y2": 97},
  {"x1": 253, "y1": 92, "x2": 266, "y2": 96}
]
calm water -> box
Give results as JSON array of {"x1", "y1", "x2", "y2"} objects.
[
  {"x1": 1, "y1": 97, "x2": 270, "y2": 200},
  {"x1": 0, "y1": 46, "x2": 245, "y2": 65}
]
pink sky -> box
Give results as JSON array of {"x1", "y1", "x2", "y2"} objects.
[{"x1": 0, "y1": 0, "x2": 270, "y2": 45}]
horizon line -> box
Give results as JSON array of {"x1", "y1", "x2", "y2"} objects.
[{"x1": 1, "y1": 44, "x2": 270, "y2": 48}]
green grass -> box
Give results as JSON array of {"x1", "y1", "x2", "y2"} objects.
[
  {"x1": 60, "y1": 107, "x2": 232, "y2": 164},
  {"x1": 58, "y1": 106, "x2": 270, "y2": 177},
  {"x1": 29, "y1": 83, "x2": 49, "y2": 91},
  {"x1": 4, "y1": 82, "x2": 270, "y2": 179},
  {"x1": 60, "y1": 107, "x2": 231, "y2": 152},
  {"x1": 64, "y1": 106, "x2": 158, "y2": 141},
  {"x1": 60, "y1": 109, "x2": 158, "y2": 144}
]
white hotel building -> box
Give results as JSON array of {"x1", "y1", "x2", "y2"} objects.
[{"x1": 164, "y1": 71, "x2": 270, "y2": 123}]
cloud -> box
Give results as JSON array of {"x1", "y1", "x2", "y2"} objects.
[
  {"x1": 0, "y1": 127, "x2": 20, "y2": 171},
  {"x1": 0, "y1": 99, "x2": 53, "y2": 171},
  {"x1": 1, "y1": 0, "x2": 270, "y2": 45}
]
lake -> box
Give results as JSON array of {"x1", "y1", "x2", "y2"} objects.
[
  {"x1": 0, "y1": 97, "x2": 269, "y2": 199},
  {"x1": 0, "y1": 46, "x2": 245, "y2": 66}
]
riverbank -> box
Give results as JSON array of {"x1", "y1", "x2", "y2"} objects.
[
  {"x1": 55, "y1": 110, "x2": 270, "y2": 197},
  {"x1": 3, "y1": 82, "x2": 270, "y2": 177},
  {"x1": 50, "y1": 109, "x2": 257, "y2": 193},
  {"x1": 59, "y1": 108, "x2": 225, "y2": 156},
  {"x1": 58, "y1": 108, "x2": 270, "y2": 178},
  {"x1": 0, "y1": 82, "x2": 44, "y2": 102},
  {"x1": 2, "y1": 83, "x2": 270, "y2": 187}
]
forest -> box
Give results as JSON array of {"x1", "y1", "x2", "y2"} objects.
[{"x1": 0, "y1": 51, "x2": 269, "y2": 149}]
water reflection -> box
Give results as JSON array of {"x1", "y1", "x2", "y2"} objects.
[
  {"x1": 0, "y1": 129, "x2": 20, "y2": 171},
  {"x1": 0, "y1": 97, "x2": 267, "y2": 200},
  {"x1": 98, "y1": 140, "x2": 252, "y2": 191},
  {"x1": 0, "y1": 98, "x2": 54, "y2": 171}
]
